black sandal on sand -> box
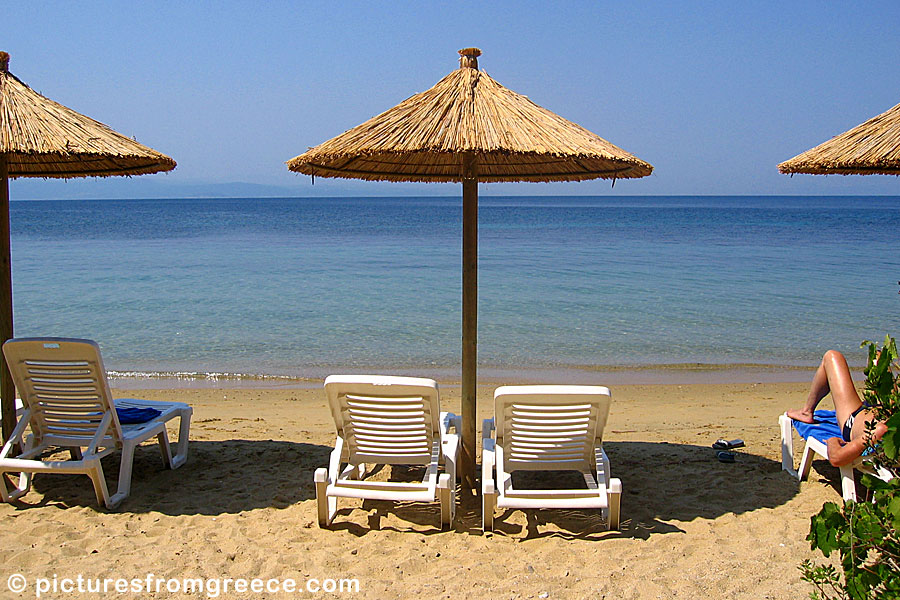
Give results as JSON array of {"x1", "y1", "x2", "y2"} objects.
[
  {"x1": 712, "y1": 439, "x2": 745, "y2": 450},
  {"x1": 716, "y1": 451, "x2": 736, "y2": 463}
]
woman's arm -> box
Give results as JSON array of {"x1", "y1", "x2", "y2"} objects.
[
  {"x1": 825, "y1": 422, "x2": 888, "y2": 467},
  {"x1": 826, "y1": 437, "x2": 866, "y2": 467}
]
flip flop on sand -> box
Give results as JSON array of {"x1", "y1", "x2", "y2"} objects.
[{"x1": 712, "y1": 439, "x2": 745, "y2": 450}]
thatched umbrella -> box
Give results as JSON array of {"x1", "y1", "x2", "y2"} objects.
[
  {"x1": 0, "y1": 51, "x2": 175, "y2": 439},
  {"x1": 287, "y1": 48, "x2": 653, "y2": 485},
  {"x1": 779, "y1": 100, "x2": 900, "y2": 175}
]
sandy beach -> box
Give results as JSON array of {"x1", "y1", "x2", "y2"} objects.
[{"x1": 0, "y1": 376, "x2": 854, "y2": 599}]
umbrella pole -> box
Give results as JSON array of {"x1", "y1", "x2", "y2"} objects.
[
  {"x1": 461, "y1": 157, "x2": 478, "y2": 489},
  {"x1": 0, "y1": 158, "x2": 13, "y2": 443}
]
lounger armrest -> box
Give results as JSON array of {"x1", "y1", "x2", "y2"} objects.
[
  {"x1": 0, "y1": 409, "x2": 32, "y2": 459},
  {"x1": 314, "y1": 467, "x2": 329, "y2": 484},
  {"x1": 326, "y1": 437, "x2": 344, "y2": 483},
  {"x1": 441, "y1": 412, "x2": 461, "y2": 435},
  {"x1": 873, "y1": 466, "x2": 897, "y2": 484},
  {"x1": 482, "y1": 442, "x2": 496, "y2": 497},
  {"x1": 439, "y1": 412, "x2": 461, "y2": 462},
  {"x1": 609, "y1": 478, "x2": 622, "y2": 495},
  {"x1": 85, "y1": 412, "x2": 114, "y2": 457}
]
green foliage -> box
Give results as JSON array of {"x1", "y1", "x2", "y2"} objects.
[
  {"x1": 800, "y1": 335, "x2": 900, "y2": 600},
  {"x1": 860, "y1": 336, "x2": 900, "y2": 469}
]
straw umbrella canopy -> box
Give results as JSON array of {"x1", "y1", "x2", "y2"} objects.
[
  {"x1": 779, "y1": 100, "x2": 900, "y2": 175},
  {"x1": 287, "y1": 48, "x2": 653, "y2": 485},
  {"x1": 0, "y1": 51, "x2": 175, "y2": 439}
]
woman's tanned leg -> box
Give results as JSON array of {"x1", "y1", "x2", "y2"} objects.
[{"x1": 787, "y1": 350, "x2": 862, "y2": 426}]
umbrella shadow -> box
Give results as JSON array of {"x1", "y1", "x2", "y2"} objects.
[
  {"x1": 327, "y1": 464, "x2": 461, "y2": 536},
  {"x1": 21, "y1": 439, "x2": 332, "y2": 515},
  {"x1": 16, "y1": 439, "x2": 802, "y2": 535}
]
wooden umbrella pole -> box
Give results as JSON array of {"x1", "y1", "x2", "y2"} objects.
[
  {"x1": 461, "y1": 153, "x2": 478, "y2": 489},
  {"x1": 0, "y1": 158, "x2": 14, "y2": 442}
]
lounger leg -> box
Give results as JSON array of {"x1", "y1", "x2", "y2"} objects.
[
  {"x1": 0, "y1": 469, "x2": 26, "y2": 502},
  {"x1": 9, "y1": 436, "x2": 35, "y2": 501},
  {"x1": 451, "y1": 414, "x2": 462, "y2": 482},
  {"x1": 607, "y1": 478, "x2": 622, "y2": 531},
  {"x1": 0, "y1": 418, "x2": 35, "y2": 502},
  {"x1": 438, "y1": 473, "x2": 454, "y2": 529},
  {"x1": 482, "y1": 418, "x2": 497, "y2": 533},
  {"x1": 86, "y1": 458, "x2": 112, "y2": 509},
  {"x1": 839, "y1": 466, "x2": 857, "y2": 503},
  {"x1": 169, "y1": 408, "x2": 192, "y2": 469},
  {"x1": 314, "y1": 467, "x2": 336, "y2": 527},
  {"x1": 156, "y1": 430, "x2": 174, "y2": 470},
  {"x1": 8, "y1": 471, "x2": 32, "y2": 501},
  {"x1": 798, "y1": 443, "x2": 815, "y2": 482},
  {"x1": 779, "y1": 414, "x2": 798, "y2": 476},
  {"x1": 107, "y1": 443, "x2": 137, "y2": 509},
  {"x1": 482, "y1": 480, "x2": 496, "y2": 533}
]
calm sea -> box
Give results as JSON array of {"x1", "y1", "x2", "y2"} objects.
[{"x1": 9, "y1": 196, "x2": 900, "y2": 381}]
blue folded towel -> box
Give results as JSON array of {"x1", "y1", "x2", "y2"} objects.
[
  {"x1": 116, "y1": 406, "x2": 161, "y2": 424},
  {"x1": 791, "y1": 410, "x2": 841, "y2": 444}
]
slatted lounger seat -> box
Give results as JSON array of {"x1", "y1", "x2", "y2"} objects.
[
  {"x1": 0, "y1": 338, "x2": 192, "y2": 509},
  {"x1": 314, "y1": 375, "x2": 460, "y2": 530},
  {"x1": 482, "y1": 385, "x2": 622, "y2": 532}
]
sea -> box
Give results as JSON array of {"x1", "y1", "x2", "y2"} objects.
[{"x1": 8, "y1": 195, "x2": 900, "y2": 385}]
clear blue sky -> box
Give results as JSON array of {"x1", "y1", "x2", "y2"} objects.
[{"x1": 7, "y1": 1, "x2": 900, "y2": 198}]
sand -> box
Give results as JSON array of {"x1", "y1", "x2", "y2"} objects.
[{"x1": 0, "y1": 379, "x2": 850, "y2": 599}]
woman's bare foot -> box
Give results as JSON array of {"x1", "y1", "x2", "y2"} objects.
[{"x1": 786, "y1": 408, "x2": 815, "y2": 423}]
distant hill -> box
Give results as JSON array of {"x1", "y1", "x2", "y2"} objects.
[
  {"x1": 8, "y1": 174, "x2": 668, "y2": 200},
  {"x1": 9, "y1": 178, "x2": 302, "y2": 200}
]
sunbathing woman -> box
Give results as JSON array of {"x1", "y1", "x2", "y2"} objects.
[{"x1": 787, "y1": 350, "x2": 888, "y2": 467}]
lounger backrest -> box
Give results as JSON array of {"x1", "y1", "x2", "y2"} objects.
[
  {"x1": 324, "y1": 375, "x2": 441, "y2": 466},
  {"x1": 494, "y1": 385, "x2": 610, "y2": 472},
  {"x1": 2, "y1": 338, "x2": 122, "y2": 446}
]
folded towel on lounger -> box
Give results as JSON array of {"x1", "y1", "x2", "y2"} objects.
[{"x1": 116, "y1": 406, "x2": 162, "y2": 424}]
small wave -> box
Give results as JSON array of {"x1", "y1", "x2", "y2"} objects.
[{"x1": 106, "y1": 370, "x2": 313, "y2": 383}]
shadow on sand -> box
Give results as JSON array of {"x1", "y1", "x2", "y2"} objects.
[
  {"x1": 456, "y1": 440, "x2": 803, "y2": 541},
  {"x1": 16, "y1": 439, "x2": 806, "y2": 540},
  {"x1": 22, "y1": 439, "x2": 331, "y2": 515}
]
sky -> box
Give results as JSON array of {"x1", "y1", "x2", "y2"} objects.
[{"x1": 6, "y1": 1, "x2": 900, "y2": 199}]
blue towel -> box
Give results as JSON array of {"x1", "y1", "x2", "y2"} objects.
[
  {"x1": 116, "y1": 406, "x2": 161, "y2": 424},
  {"x1": 791, "y1": 410, "x2": 841, "y2": 444},
  {"x1": 791, "y1": 409, "x2": 878, "y2": 457}
]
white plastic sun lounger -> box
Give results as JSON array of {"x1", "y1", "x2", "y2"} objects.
[
  {"x1": 780, "y1": 412, "x2": 894, "y2": 502},
  {"x1": 314, "y1": 375, "x2": 460, "y2": 530},
  {"x1": 0, "y1": 338, "x2": 192, "y2": 509},
  {"x1": 482, "y1": 385, "x2": 622, "y2": 532}
]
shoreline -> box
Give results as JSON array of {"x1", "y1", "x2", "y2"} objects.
[{"x1": 106, "y1": 361, "x2": 835, "y2": 390}]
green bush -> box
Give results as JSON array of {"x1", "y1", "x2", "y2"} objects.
[{"x1": 801, "y1": 336, "x2": 900, "y2": 600}]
